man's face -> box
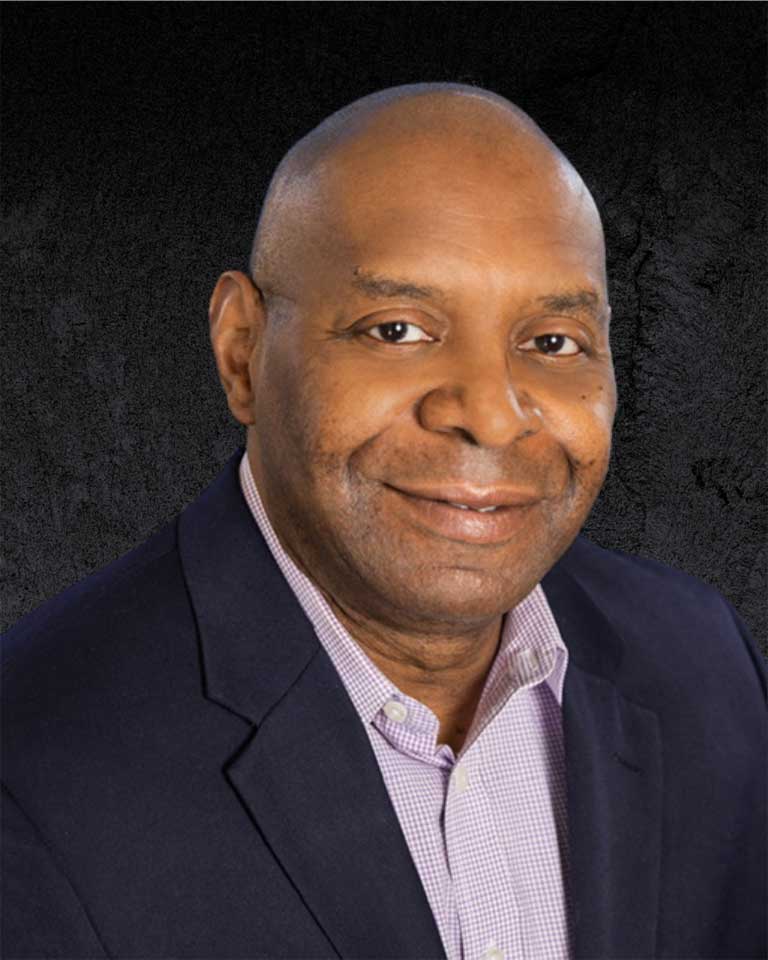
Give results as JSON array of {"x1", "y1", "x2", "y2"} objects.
[{"x1": 246, "y1": 136, "x2": 617, "y2": 633}]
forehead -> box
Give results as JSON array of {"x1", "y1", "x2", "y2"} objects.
[
  {"x1": 329, "y1": 127, "x2": 570, "y2": 209},
  {"x1": 268, "y1": 113, "x2": 607, "y2": 314},
  {"x1": 312, "y1": 145, "x2": 605, "y2": 303}
]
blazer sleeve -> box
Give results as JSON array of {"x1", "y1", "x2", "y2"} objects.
[{"x1": 1, "y1": 784, "x2": 109, "y2": 959}]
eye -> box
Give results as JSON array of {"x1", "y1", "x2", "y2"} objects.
[
  {"x1": 365, "y1": 320, "x2": 434, "y2": 344},
  {"x1": 519, "y1": 333, "x2": 583, "y2": 357}
]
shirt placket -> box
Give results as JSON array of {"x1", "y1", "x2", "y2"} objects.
[{"x1": 444, "y1": 737, "x2": 525, "y2": 960}]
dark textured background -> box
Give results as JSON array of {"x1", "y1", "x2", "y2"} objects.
[{"x1": 2, "y1": 3, "x2": 766, "y2": 653}]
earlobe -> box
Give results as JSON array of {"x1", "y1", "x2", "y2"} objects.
[{"x1": 208, "y1": 270, "x2": 264, "y2": 426}]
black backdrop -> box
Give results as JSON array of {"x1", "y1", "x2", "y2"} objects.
[{"x1": 2, "y1": 2, "x2": 766, "y2": 652}]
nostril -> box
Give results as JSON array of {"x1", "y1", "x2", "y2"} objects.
[{"x1": 453, "y1": 426, "x2": 479, "y2": 445}]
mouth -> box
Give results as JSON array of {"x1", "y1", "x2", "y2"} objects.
[{"x1": 384, "y1": 484, "x2": 539, "y2": 545}]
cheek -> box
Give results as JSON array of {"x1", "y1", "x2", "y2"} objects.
[
  {"x1": 260, "y1": 349, "x2": 393, "y2": 478},
  {"x1": 293, "y1": 358, "x2": 405, "y2": 458},
  {"x1": 252, "y1": 343, "x2": 323, "y2": 473},
  {"x1": 590, "y1": 374, "x2": 618, "y2": 438},
  {"x1": 540, "y1": 374, "x2": 616, "y2": 463}
]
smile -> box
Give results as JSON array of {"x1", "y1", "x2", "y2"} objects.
[
  {"x1": 446, "y1": 502, "x2": 499, "y2": 512},
  {"x1": 385, "y1": 485, "x2": 538, "y2": 545}
]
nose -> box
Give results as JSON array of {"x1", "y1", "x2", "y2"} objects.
[{"x1": 417, "y1": 352, "x2": 541, "y2": 447}]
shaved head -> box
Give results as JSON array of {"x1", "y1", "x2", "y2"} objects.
[{"x1": 250, "y1": 82, "x2": 605, "y2": 314}]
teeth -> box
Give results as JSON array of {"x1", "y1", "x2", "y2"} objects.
[{"x1": 447, "y1": 502, "x2": 498, "y2": 513}]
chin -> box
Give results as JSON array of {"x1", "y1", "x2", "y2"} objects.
[{"x1": 372, "y1": 563, "x2": 533, "y2": 631}]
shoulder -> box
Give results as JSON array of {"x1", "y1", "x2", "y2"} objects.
[
  {"x1": 1, "y1": 516, "x2": 223, "y2": 812},
  {"x1": 1, "y1": 519, "x2": 193, "y2": 707},
  {"x1": 560, "y1": 534, "x2": 767, "y2": 699},
  {"x1": 561, "y1": 533, "x2": 725, "y2": 607},
  {"x1": 560, "y1": 533, "x2": 747, "y2": 623}
]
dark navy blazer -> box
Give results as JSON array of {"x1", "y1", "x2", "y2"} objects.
[{"x1": 3, "y1": 450, "x2": 766, "y2": 959}]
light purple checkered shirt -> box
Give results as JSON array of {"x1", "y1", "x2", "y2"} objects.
[{"x1": 239, "y1": 452, "x2": 573, "y2": 960}]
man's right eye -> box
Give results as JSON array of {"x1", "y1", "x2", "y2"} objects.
[{"x1": 365, "y1": 321, "x2": 434, "y2": 344}]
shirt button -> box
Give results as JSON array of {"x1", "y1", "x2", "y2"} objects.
[
  {"x1": 383, "y1": 700, "x2": 408, "y2": 723},
  {"x1": 453, "y1": 762, "x2": 469, "y2": 793},
  {"x1": 484, "y1": 947, "x2": 504, "y2": 960}
]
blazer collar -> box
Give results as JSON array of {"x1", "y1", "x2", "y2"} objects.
[{"x1": 178, "y1": 447, "x2": 320, "y2": 724}]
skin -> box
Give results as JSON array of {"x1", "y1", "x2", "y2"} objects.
[{"x1": 209, "y1": 85, "x2": 617, "y2": 754}]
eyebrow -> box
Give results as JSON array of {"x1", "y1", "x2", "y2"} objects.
[
  {"x1": 351, "y1": 269, "x2": 444, "y2": 302},
  {"x1": 536, "y1": 289, "x2": 600, "y2": 314},
  {"x1": 350, "y1": 269, "x2": 605, "y2": 322}
]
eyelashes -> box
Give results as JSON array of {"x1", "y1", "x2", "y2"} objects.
[
  {"x1": 365, "y1": 321, "x2": 434, "y2": 344},
  {"x1": 518, "y1": 333, "x2": 582, "y2": 357},
  {"x1": 363, "y1": 321, "x2": 585, "y2": 357}
]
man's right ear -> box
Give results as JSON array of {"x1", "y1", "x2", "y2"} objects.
[{"x1": 208, "y1": 270, "x2": 265, "y2": 426}]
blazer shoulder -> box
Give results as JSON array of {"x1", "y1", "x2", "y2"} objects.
[
  {"x1": 1, "y1": 519, "x2": 182, "y2": 681},
  {"x1": 565, "y1": 533, "x2": 736, "y2": 608},
  {"x1": 562, "y1": 534, "x2": 767, "y2": 698}
]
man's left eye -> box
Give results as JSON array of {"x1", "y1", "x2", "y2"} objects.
[
  {"x1": 365, "y1": 321, "x2": 433, "y2": 344},
  {"x1": 519, "y1": 334, "x2": 582, "y2": 357}
]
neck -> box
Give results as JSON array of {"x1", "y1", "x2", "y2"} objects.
[{"x1": 322, "y1": 590, "x2": 503, "y2": 753}]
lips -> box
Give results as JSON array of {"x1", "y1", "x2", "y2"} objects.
[
  {"x1": 384, "y1": 483, "x2": 539, "y2": 545},
  {"x1": 386, "y1": 483, "x2": 540, "y2": 510}
]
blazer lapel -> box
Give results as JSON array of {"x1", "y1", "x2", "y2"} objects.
[
  {"x1": 178, "y1": 450, "x2": 446, "y2": 959},
  {"x1": 226, "y1": 651, "x2": 448, "y2": 959},
  {"x1": 543, "y1": 555, "x2": 663, "y2": 960}
]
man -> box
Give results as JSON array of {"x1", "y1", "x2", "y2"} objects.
[{"x1": 2, "y1": 82, "x2": 765, "y2": 960}]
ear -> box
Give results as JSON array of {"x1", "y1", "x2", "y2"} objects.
[{"x1": 208, "y1": 270, "x2": 264, "y2": 426}]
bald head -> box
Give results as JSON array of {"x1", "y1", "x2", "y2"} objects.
[{"x1": 250, "y1": 83, "x2": 605, "y2": 309}]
